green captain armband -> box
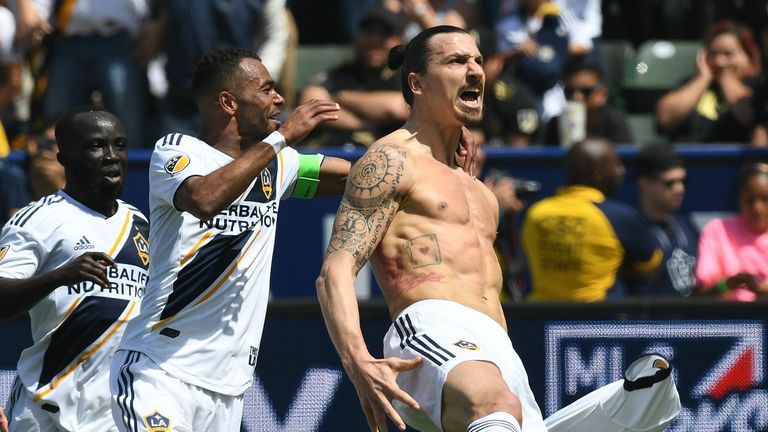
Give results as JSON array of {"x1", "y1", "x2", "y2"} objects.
[{"x1": 292, "y1": 153, "x2": 324, "y2": 199}]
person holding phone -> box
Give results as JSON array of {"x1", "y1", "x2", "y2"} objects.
[{"x1": 695, "y1": 162, "x2": 768, "y2": 300}]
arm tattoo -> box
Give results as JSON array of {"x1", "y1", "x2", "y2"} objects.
[{"x1": 327, "y1": 144, "x2": 405, "y2": 272}]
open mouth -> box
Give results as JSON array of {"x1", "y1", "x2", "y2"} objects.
[
  {"x1": 459, "y1": 88, "x2": 482, "y2": 109},
  {"x1": 102, "y1": 169, "x2": 123, "y2": 183},
  {"x1": 269, "y1": 111, "x2": 282, "y2": 127}
]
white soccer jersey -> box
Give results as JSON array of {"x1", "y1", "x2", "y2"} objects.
[
  {"x1": 119, "y1": 133, "x2": 301, "y2": 396},
  {"x1": 0, "y1": 192, "x2": 149, "y2": 429}
]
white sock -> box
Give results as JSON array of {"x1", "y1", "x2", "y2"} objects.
[{"x1": 467, "y1": 412, "x2": 522, "y2": 432}]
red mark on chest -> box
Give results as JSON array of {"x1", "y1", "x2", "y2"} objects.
[
  {"x1": 438, "y1": 201, "x2": 448, "y2": 211},
  {"x1": 419, "y1": 247, "x2": 429, "y2": 254}
]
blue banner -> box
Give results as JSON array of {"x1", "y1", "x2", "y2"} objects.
[{"x1": 2, "y1": 303, "x2": 766, "y2": 431}]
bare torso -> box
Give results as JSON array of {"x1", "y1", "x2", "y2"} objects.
[{"x1": 368, "y1": 130, "x2": 505, "y2": 327}]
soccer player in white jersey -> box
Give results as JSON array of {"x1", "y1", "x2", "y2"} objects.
[
  {"x1": 109, "y1": 48, "x2": 351, "y2": 432},
  {"x1": 0, "y1": 106, "x2": 149, "y2": 432}
]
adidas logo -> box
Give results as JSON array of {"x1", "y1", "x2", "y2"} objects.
[{"x1": 73, "y1": 236, "x2": 95, "y2": 251}]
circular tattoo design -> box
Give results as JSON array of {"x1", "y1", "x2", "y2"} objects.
[
  {"x1": 352, "y1": 152, "x2": 388, "y2": 189},
  {"x1": 349, "y1": 146, "x2": 405, "y2": 202}
]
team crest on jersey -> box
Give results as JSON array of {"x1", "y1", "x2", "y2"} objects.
[
  {"x1": 132, "y1": 232, "x2": 150, "y2": 266},
  {"x1": 261, "y1": 168, "x2": 273, "y2": 200},
  {"x1": 164, "y1": 154, "x2": 190, "y2": 175},
  {"x1": 0, "y1": 245, "x2": 9, "y2": 261},
  {"x1": 453, "y1": 340, "x2": 479, "y2": 351},
  {"x1": 143, "y1": 410, "x2": 171, "y2": 432}
]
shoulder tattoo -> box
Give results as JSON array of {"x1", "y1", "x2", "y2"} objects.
[
  {"x1": 327, "y1": 144, "x2": 406, "y2": 270},
  {"x1": 346, "y1": 144, "x2": 406, "y2": 208}
]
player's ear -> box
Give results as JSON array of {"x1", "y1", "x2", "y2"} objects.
[
  {"x1": 56, "y1": 145, "x2": 68, "y2": 166},
  {"x1": 218, "y1": 91, "x2": 238, "y2": 115},
  {"x1": 408, "y1": 72, "x2": 422, "y2": 96}
]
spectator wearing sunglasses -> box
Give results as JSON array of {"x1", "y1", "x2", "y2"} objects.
[
  {"x1": 629, "y1": 145, "x2": 698, "y2": 297},
  {"x1": 542, "y1": 54, "x2": 632, "y2": 145}
]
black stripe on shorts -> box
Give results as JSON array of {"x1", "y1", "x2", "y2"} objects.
[
  {"x1": 393, "y1": 318, "x2": 407, "y2": 349},
  {"x1": 396, "y1": 314, "x2": 457, "y2": 366},
  {"x1": 422, "y1": 333, "x2": 455, "y2": 359},
  {"x1": 404, "y1": 314, "x2": 453, "y2": 363},
  {"x1": 396, "y1": 316, "x2": 442, "y2": 365},
  {"x1": 117, "y1": 351, "x2": 141, "y2": 432}
]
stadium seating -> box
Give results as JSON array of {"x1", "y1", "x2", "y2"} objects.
[
  {"x1": 627, "y1": 113, "x2": 665, "y2": 146},
  {"x1": 622, "y1": 40, "x2": 702, "y2": 113},
  {"x1": 597, "y1": 39, "x2": 635, "y2": 109},
  {"x1": 295, "y1": 44, "x2": 355, "y2": 92}
]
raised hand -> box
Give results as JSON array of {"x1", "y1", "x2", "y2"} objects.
[
  {"x1": 278, "y1": 99, "x2": 340, "y2": 145},
  {"x1": 485, "y1": 176, "x2": 525, "y2": 214},
  {"x1": 696, "y1": 49, "x2": 714, "y2": 82},
  {"x1": 15, "y1": 0, "x2": 52, "y2": 50},
  {"x1": 54, "y1": 252, "x2": 116, "y2": 289},
  {"x1": 456, "y1": 126, "x2": 479, "y2": 176},
  {"x1": 347, "y1": 355, "x2": 422, "y2": 431}
]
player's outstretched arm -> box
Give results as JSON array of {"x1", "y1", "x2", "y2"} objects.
[
  {"x1": 315, "y1": 156, "x2": 352, "y2": 197},
  {"x1": 0, "y1": 252, "x2": 115, "y2": 320},
  {"x1": 175, "y1": 99, "x2": 340, "y2": 219},
  {"x1": 316, "y1": 144, "x2": 421, "y2": 431}
]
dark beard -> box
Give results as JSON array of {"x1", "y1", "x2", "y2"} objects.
[{"x1": 457, "y1": 107, "x2": 484, "y2": 126}]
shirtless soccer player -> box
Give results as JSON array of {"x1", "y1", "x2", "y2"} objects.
[{"x1": 316, "y1": 26, "x2": 548, "y2": 432}]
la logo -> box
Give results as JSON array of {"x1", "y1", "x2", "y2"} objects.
[{"x1": 143, "y1": 410, "x2": 171, "y2": 432}]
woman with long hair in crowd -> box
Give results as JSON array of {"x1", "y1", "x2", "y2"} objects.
[{"x1": 656, "y1": 20, "x2": 761, "y2": 143}]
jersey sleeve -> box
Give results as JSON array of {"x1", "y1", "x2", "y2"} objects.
[
  {"x1": 601, "y1": 202, "x2": 662, "y2": 274},
  {"x1": 149, "y1": 133, "x2": 212, "y2": 207},
  {"x1": 277, "y1": 146, "x2": 301, "y2": 200},
  {"x1": 0, "y1": 225, "x2": 48, "y2": 279},
  {"x1": 620, "y1": 213, "x2": 662, "y2": 274}
]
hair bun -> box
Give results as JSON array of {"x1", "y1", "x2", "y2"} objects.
[{"x1": 387, "y1": 44, "x2": 406, "y2": 70}]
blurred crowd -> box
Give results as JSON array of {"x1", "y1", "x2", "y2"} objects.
[{"x1": 1, "y1": 0, "x2": 768, "y2": 302}]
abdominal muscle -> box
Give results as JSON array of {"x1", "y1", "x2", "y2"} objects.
[
  {"x1": 370, "y1": 241, "x2": 506, "y2": 329},
  {"x1": 370, "y1": 155, "x2": 507, "y2": 328}
]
